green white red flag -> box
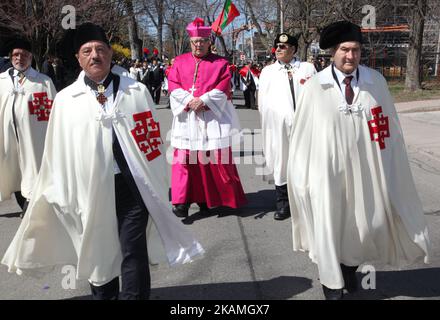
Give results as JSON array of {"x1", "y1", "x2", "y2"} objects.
[{"x1": 211, "y1": 0, "x2": 240, "y2": 35}]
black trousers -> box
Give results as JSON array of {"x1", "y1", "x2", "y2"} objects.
[
  {"x1": 150, "y1": 85, "x2": 161, "y2": 104},
  {"x1": 275, "y1": 184, "x2": 289, "y2": 210},
  {"x1": 90, "y1": 173, "x2": 150, "y2": 300},
  {"x1": 14, "y1": 191, "x2": 27, "y2": 210},
  {"x1": 244, "y1": 88, "x2": 256, "y2": 109}
]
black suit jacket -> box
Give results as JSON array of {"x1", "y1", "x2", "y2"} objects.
[{"x1": 149, "y1": 65, "x2": 164, "y2": 87}]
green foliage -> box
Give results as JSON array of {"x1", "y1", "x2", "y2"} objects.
[{"x1": 111, "y1": 43, "x2": 131, "y2": 60}]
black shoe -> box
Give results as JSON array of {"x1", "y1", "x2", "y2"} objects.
[
  {"x1": 341, "y1": 264, "x2": 359, "y2": 293},
  {"x1": 322, "y1": 285, "x2": 343, "y2": 300},
  {"x1": 20, "y1": 200, "x2": 30, "y2": 219},
  {"x1": 197, "y1": 203, "x2": 209, "y2": 213},
  {"x1": 274, "y1": 207, "x2": 291, "y2": 220},
  {"x1": 172, "y1": 204, "x2": 189, "y2": 218}
]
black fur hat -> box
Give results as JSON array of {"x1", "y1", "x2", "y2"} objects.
[
  {"x1": 5, "y1": 38, "x2": 32, "y2": 54},
  {"x1": 74, "y1": 23, "x2": 109, "y2": 53},
  {"x1": 319, "y1": 21, "x2": 362, "y2": 50}
]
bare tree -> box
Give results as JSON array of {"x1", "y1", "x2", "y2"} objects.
[
  {"x1": 405, "y1": 0, "x2": 427, "y2": 90},
  {"x1": 280, "y1": 0, "x2": 339, "y2": 60},
  {"x1": 140, "y1": 0, "x2": 166, "y2": 57},
  {"x1": 0, "y1": 0, "x2": 125, "y2": 69},
  {"x1": 163, "y1": 2, "x2": 190, "y2": 57},
  {"x1": 424, "y1": 0, "x2": 440, "y2": 78},
  {"x1": 244, "y1": 0, "x2": 276, "y2": 53},
  {"x1": 124, "y1": 0, "x2": 142, "y2": 60}
]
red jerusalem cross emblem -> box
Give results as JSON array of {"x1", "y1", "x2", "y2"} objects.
[
  {"x1": 28, "y1": 92, "x2": 52, "y2": 121},
  {"x1": 367, "y1": 106, "x2": 390, "y2": 150},
  {"x1": 131, "y1": 110, "x2": 163, "y2": 161}
]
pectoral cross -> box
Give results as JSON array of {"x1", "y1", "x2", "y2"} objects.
[
  {"x1": 189, "y1": 84, "x2": 197, "y2": 95},
  {"x1": 190, "y1": 56, "x2": 202, "y2": 96}
]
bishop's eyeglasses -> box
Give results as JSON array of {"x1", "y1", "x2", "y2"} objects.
[{"x1": 190, "y1": 38, "x2": 210, "y2": 45}]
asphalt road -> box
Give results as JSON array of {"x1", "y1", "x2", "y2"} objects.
[{"x1": 0, "y1": 93, "x2": 439, "y2": 300}]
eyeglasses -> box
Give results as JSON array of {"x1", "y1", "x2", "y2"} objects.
[
  {"x1": 191, "y1": 39, "x2": 210, "y2": 45},
  {"x1": 275, "y1": 44, "x2": 290, "y2": 50}
]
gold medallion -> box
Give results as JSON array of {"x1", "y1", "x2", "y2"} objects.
[{"x1": 97, "y1": 84, "x2": 105, "y2": 94}]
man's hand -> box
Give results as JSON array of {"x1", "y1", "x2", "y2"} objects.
[{"x1": 187, "y1": 97, "x2": 206, "y2": 113}]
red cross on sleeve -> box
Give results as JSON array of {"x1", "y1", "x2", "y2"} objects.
[{"x1": 131, "y1": 110, "x2": 163, "y2": 161}]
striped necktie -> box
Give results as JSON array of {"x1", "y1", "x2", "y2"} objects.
[
  {"x1": 343, "y1": 76, "x2": 354, "y2": 105},
  {"x1": 17, "y1": 71, "x2": 25, "y2": 84},
  {"x1": 285, "y1": 64, "x2": 296, "y2": 111}
]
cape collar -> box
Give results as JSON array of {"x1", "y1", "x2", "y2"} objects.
[
  {"x1": 0, "y1": 66, "x2": 38, "y2": 80},
  {"x1": 71, "y1": 70, "x2": 140, "y2": 97},
  {"x1": 84, "y1": 72, "x2": 113, "y2": 91},
  {"x1": 277, "y1": 57, "x2": 300, "y2": 71}
]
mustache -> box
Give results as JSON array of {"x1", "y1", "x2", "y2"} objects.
[{"x1": 90, "y1": 58, "x2": 102, "y2": 65}]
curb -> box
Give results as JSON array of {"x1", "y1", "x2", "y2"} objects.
[
  {"x1": 395, "y1": 99, "x2": 440, "y2": 114},
  {"x1": 398, "y1": 106, "x2": 440, "y2": 113}
]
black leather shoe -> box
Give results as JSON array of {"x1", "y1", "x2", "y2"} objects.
[
  {"x1": 20, "y1": 200, "x2": 30, "y2": 219},
  {"x1": 197, "y1": 203, "x2": 209, "y2": 213},
  {"x1": 274, "y1": 207, "x2": 291, "y2": 220},
  {"x1": 322, "y1": 285, "x2": 343, "y2": 300},
  {"x1": 172, "y1": 204, "x2": 189, "y2": 218},
  {"x1": 341, "y1": 264, "x2": 359, "y2": 293}
]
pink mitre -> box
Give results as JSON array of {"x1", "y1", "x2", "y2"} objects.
[{"x1": 186, "y1": 17, "x2": 212, "y2": 38}]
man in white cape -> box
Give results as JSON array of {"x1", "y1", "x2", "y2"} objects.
[
  {"x1": 287, "y1": 21, "x2": 431, "y2": 300},
  {"x1": 2, "y1": 23, "x2": 204, "y2": 300},
  {"x1": 258, "y1": 33, "x2": 316, "y2": 220},
  {"x1": 0, "y1": 38, "x2": 56, "y2": 216}
]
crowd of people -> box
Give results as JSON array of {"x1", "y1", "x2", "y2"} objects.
[{"x1": 0, "y1": 18, "x2": 432, "y2": 301}]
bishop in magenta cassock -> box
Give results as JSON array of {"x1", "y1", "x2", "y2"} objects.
[{"x1": 168, "y1": 18, "x2": 247, "y2": 218}]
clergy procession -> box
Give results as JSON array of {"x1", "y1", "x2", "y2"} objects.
[{"x1": 0, "y1": 4, "x2": 437, "y2": 302}]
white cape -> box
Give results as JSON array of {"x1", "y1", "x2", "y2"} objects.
[
  {"x1": 0, "y1": 67, "x2": 56, "y2": 200},
  {"x1": 287, "y1": 65, "x2": 431, "y2": 289},
  {"x1": 258, "y1": 59, "x2": 316, "y2": 185},
  {"x1": 2, "y1": 75, "x2": 204, "y2": 283}
]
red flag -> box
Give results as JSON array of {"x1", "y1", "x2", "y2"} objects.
[
  {"x1": 239, "y1": 65, "x2": 259, "y2": 78},
  {"x1": 211, "y1": 0, "x2": 240, "y2": 35}
]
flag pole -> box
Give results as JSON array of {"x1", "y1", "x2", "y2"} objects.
[
  {"x1": 232, "y1": 21, "x2": 236, "y2": 65},
  {"x1": 280, "y1": 0, "x2": 284, "y2": 33}
]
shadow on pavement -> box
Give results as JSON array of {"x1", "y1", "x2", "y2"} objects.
[
  {"x1": 150, "y1": 276, "x2": 312, "y2": 300},
  {"x1": 67, "y1": 275, "x2": 312, "y2": 300},
  {"x1": 0, "y1": 212, "x2": 22, "y2": 218},
  {"x1": 65, "y1": 268, "x2": 440, "y2": 300},
  {"x1": 235, "y1": 105, "x2": 258, "y2": 110},
  {"x1": 344, "y1": 267, "x2": 440, "y2": 300},
  {"x1": 181, "y1": 190, "x2": 276, "y2": 224}
]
